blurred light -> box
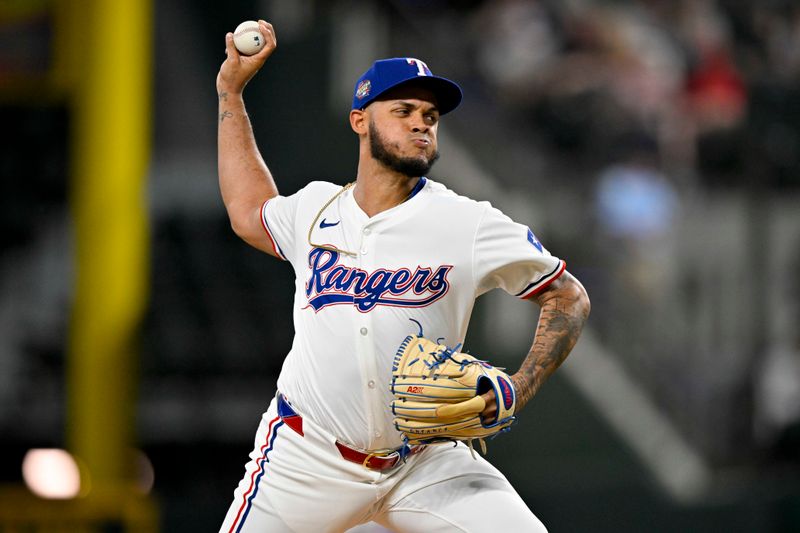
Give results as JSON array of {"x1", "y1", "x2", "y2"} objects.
[
  {"x1": 134, "y1": 449, "x2": 155, "y2": 494},
  {"x1": 22, "y1": 449, "x2": 81, "y2": 499}
]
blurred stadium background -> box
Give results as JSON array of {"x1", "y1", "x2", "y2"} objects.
[{"x1": 1, "y1": 0, "x2": 799, "y2": 531}]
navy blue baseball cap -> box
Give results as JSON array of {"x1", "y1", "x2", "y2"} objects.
[{"x1": 352, "y1": 58, "x2": 463, "y2": 115}]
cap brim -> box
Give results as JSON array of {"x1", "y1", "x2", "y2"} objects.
[{"x1": 370, "y1": 75, "x2": 463, "y2": 115}]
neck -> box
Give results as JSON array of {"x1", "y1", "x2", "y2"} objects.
[{"x1": 353, "y1": 159, "x2": 421, "y2": 217}]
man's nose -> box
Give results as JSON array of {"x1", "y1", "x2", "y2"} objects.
[{"x1": 410, "y1": 114, "x2": 429, "y2": 132}]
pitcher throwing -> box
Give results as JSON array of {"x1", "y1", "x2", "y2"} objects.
[{"x1": 216, "y1": 20, "x2": 590, "y2": 533}]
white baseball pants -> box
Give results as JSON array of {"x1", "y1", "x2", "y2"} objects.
[{"x1": 219, "y1": 394, "x2": 547, "y2": 533}]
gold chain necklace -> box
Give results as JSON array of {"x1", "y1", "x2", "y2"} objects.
[
  {"x1": 307, "y1": 182, "x2": 357, "y2": 256},
  {"x1": 307, "y1": 179, "x2": 423, "y2": 257}
]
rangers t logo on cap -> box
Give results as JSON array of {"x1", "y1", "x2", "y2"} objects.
[{"x1": 406, "y1": 58, "x2": 432, "y2": 76}]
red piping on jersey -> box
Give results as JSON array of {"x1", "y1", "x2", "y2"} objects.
[
  {"x1": 260, "y1": 198, "x2": 287, "y2": 260},
  {"x1": 521, "y1": 260, "x2": 566, "y2": 299}
]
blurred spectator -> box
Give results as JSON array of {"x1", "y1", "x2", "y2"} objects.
[
  {"x1": 754, "y1": 245, "x2": 800, "y2": 464},
  {"x1": 595, "y1": 136, "x2": 679, "y2": 243},
  {"x1": 472, "y1": 0, "x2": 690, "y2": 161},
  {"x1": 473, "y1": 0, "x2": 560, "y2": 107},
  {"x1": 755, "y1": 338, "x2": 800, "y2": 463},
  {"x1": 753, "y1": 2, "x2": 800, "y2": 83},
  {"x1": 676, "y1": 0, "x2": 748, "y2": 183},
  {"x1": 591, "y1": 134, "x2": 681, "y2": 363},
  {"x1": 682, "y1": 15, "x2": 746, "y2": 133}
]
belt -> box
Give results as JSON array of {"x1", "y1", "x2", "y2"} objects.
[
  {"x1": 334, "y1": 440, "x2": 425, "y2": 471},
  {"x1": 277, "y1": 392, "x2": 424, "y2": 472}
]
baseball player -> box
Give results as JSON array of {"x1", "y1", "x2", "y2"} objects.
[{"x1": 216, "y1": 20, "x2": 590, "y2": 533}]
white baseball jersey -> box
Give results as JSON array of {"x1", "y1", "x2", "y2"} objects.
[{"x1": 260, "y1": 178, "x2": 564, "y2": 451}]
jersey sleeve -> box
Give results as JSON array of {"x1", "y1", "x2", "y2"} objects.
[
  {"x1": 261, "y1": 188, "x2": 304, "y2": 262},
  {"x1": 473, "y1": 204, "x2": 566, "y2": 298}
]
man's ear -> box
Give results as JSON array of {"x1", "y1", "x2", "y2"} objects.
[{"x1": 350, "y1": 109, "x2": 367, "y2": 135}]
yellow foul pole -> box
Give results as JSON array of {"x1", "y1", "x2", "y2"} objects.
[{"x1": 67, "y1": 0, "x2": 152, "y2": 488}]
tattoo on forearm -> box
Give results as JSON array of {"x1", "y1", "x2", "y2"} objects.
[
  {"x1": 219, "y1": 110, "x2": 233, "y2": 123},
  {"x1": 515, "y1": 285, "x2": 589, "y2": 408},
  {"x1": 219, "y1": 91, "x2": 228, "y2": 102}
]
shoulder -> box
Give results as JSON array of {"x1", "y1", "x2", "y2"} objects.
[
  {"x1": 423, "y1": 179, "x2": 492, "y2": 215},
  {"x1": 298, "y1": 180, "x2": 344, "y2": 197},
  {"x1": 279, "y1": 180, "x2": 346, "y2": 206},
  {"x1": 425, "y1": 180, "x2": 534, "y2": 238}
]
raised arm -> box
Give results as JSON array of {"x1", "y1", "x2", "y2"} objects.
[
  {"x1": 216, "y1": 20, "x2": 280, "y2": 256},
  {"x1": 512, "y1": 271, "x2": 590, "y2": 410}
]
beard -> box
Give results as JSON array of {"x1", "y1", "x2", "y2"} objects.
[{"x1": 369, "y1": 120, "x2": 440, "y2": 178}]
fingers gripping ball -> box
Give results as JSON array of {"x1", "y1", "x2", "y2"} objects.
[
  {"x1": 233, "y1": 20, "x2": 265, "y2": 55},
  {"x1": 390, "y1": 335, "x2": 516, "y2": 452}
]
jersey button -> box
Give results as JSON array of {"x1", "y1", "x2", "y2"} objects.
[
  {"x1": 363, "y1": 228, "x2": 371, "y2": 235},
  {"x1": 368, "y1": 380, "x2": 375, "y2": 389},
  {"x1": 360, "y1": 248, "x2": 367, "y2": 255},
  {"x1": 374, "y1": 431, "x2": 381, "y2": 438},
  {"x1": 360, "y1": 327, "x2": 368, "y2": 336}
]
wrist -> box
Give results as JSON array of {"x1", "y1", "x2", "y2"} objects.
[
  {"x1": 510, "y1": 372, "x2": 533, "y2": 410},
  {"x1": 218, "y1": 88, "x2": 244, "y2": 103}
]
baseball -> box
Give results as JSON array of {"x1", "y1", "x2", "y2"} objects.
[{"x1": 233, "y1": 20, "x2": 264, "y2": 56}]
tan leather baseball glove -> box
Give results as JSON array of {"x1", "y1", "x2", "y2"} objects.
[{"x1": 390, "y1": 335, "x2": 516, "y2": 454}]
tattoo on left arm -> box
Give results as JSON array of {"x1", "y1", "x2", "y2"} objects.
[
  {"x1": 513, "y1": 273, "x2": 590, "y2": 409},
  {"x1": 219, "y1": 110, "x2": 233, "y2": 123}
]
